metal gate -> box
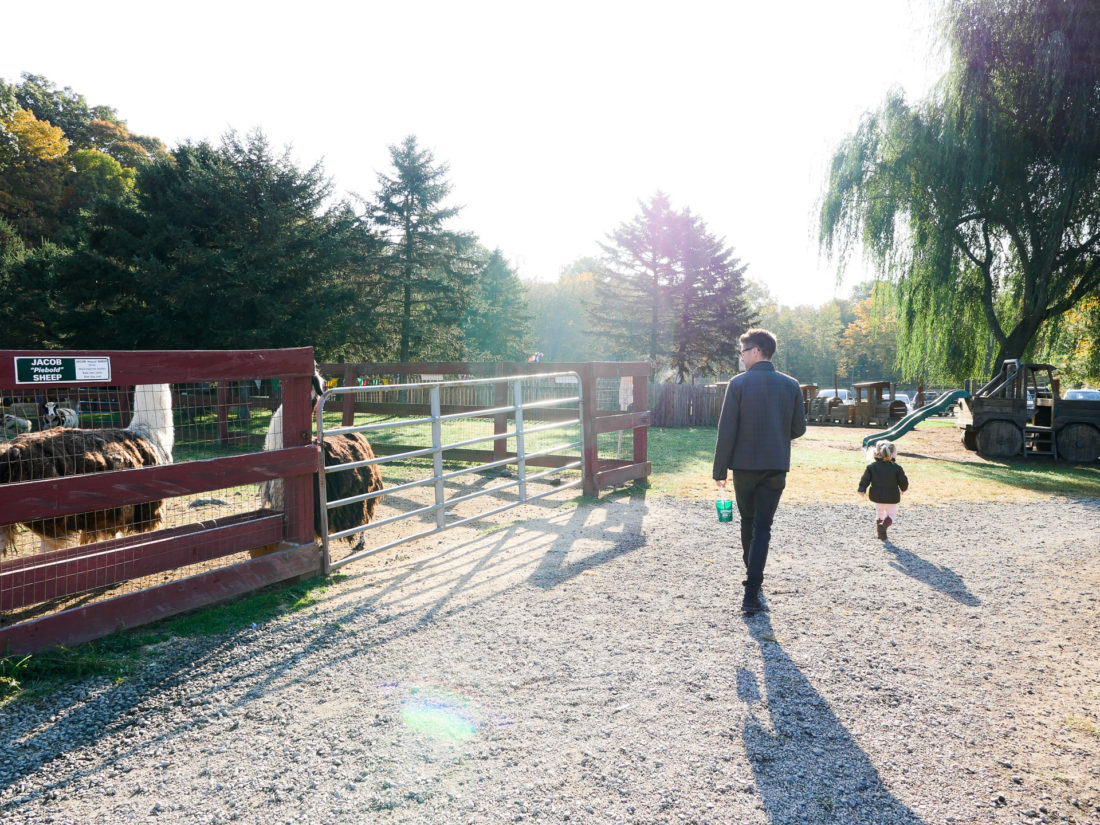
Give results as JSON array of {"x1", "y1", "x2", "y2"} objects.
[{"x1": 316, "y1": 372, "x2": 584, "y2": 573}]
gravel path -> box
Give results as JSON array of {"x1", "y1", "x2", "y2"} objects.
[{"x1": 2, "y1": 495, "x2": 1098, "y2": 825}]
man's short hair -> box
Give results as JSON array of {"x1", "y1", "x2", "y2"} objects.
[{"x1": 740, "y1": 328, "x2": 777, "y2": 359}]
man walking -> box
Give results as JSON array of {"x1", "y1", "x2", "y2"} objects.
[{"x1": 712, "y1": 328, "x2": 806, "y2": 615}]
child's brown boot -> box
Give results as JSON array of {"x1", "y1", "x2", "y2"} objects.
[{"x1": 876, "y1": 519, "x2": 886, "y2": 540}]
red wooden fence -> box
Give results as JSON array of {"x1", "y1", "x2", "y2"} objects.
[
  {"x1": 0, "y1": 348, "x2": 319, "y2": 654},
  {"x1": 1, "y1": 354, "x2": 652, "y2": 654}
]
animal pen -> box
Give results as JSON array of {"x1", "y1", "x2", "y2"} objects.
[{"x1": 1, "y1": 351, "x2": 651, "y2": 654}]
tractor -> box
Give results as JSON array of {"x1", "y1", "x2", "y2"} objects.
[{"x1": 956, "y1": 360, "x2": 1100, "y2": 462}]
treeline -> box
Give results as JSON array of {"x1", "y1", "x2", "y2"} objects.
[
  {"x1": 0, "y1": 74, "x2": 760, "y2": 376},
  {"x1": 5, "y1": 65, "x2": 1096, "y2": 388},
  {"x1": 528, "y1": 272, "x2": 906, "y2": 389},
  {"x1": 0, "y1": 75, "x2": 528, "y2": 362}
]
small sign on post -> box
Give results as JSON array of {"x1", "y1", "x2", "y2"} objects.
[{"x1": 14, "y1": 357, "x2": 111, "y2": 384}]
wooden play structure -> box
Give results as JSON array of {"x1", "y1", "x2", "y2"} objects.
[
  {"x1": 850, "y1": 381, "x2": 909, "y2": 427},
  {"x1": 804, "y1": 380, "x2": 908, "y2": 427},
  {"x1": 804, "y1": 384, "x2": 849, "y2": 423},
  {"x1": 956, "y1": 360, "x2": 1100, "y2": 462}
]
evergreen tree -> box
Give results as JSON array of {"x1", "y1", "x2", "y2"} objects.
[
  {"x1": 668, "y1": 210, "x2": 752, "y2": 381},
  {"x1": 370, "y1": 135, "x2": 478, "y2": 362},
  {"x1": 589, "y1": 193, "x2": 679, "y2": 361},
  {"x1": 589, "y1": 194, "x2": 755, "y2": 380},
  {"x1": 44, "y1": 130, "x2": 384, "y2": 355},
  {"x1": 462, "y1": 248, "x2": 532, "y2": 360}
]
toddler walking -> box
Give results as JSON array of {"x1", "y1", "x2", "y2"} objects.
[{"x1": 858, "y1": 440, "x2": 909, "y2": 540}]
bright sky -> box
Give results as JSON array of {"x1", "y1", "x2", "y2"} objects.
[{"x1": 5, "y1": 0, "x2": 944, "y2": 307}]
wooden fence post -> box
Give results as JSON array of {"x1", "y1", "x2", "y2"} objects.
[
  {"x1": 581, "y1": 363, "x2": 598, "y2": 497},
  {"x1": 281, "y1": 374, "x2": 317, "y2": 551},
  {"x1": 216, "y1": 381, "x2": 230, "y2": 446},
  {"x1": 633, "y1": 369, "x2": 649, "y2": 485},
  {"x1": 493, "y1": 362, "x2": 510, "y2": 463}
]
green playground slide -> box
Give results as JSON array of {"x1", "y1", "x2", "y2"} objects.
[{"x1": 861, "y1": 389, "x2": 971, "y2": 448}]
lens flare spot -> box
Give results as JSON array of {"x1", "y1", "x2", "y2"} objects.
[{"x1": 400, "y1": 688, "x2": 478, "y2": 742}]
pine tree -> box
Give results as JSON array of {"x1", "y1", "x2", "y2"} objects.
[
  {"x1": 462, "y1": 248, "x2": 532, "y2": 360},
  {"x1": 589, "y1": 194, "x2": 755, "y2": 380},
  {"x1": 370, "y1": 135, "x2": 478, "y2": 362}
]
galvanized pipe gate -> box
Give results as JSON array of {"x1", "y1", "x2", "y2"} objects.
[{"x1": 316, "y1": 371, "x2": 584, "y2": 574}]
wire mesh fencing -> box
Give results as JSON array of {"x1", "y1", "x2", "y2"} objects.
[{"x1": 1, "y1": 378, "x2": 285, "y2": 628}]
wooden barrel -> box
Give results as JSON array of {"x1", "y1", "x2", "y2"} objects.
[
  {"x1": 977, "y1": 420, "x2": 1023, "y2": 457},
  {"x1": 1056, "y1": 423, "x2": 1100, "y2": 463}
]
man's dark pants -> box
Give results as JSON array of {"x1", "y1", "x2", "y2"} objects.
[{"x1": 731, "y1": 470, "x2": 787, "y2": 589}]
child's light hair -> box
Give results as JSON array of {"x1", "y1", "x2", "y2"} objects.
[{"x1": 872, "y1": 440, "x2": 897, "y2": 461}]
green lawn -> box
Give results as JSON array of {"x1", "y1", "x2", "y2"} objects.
[{"x1": 643, "y1": 421, "x2": 1100, "y2": 504}]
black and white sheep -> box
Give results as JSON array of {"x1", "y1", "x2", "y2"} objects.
[{"x1": 42, "y1": 401, "x2": 80, "y2": 429}]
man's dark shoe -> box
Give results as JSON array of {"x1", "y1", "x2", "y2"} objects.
[
  {"x1": 876, "y1": 519, "x2": 886, "y2": 540},
  {"x1": 741, "y1": 588, "x2": 767, "y2": 615}
]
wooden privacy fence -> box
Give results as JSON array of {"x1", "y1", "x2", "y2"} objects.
[
  {"x1": 318, "y1": 361, "x2": 653, "y2": 496},
  {"x1": 0, "y1": 348, "x2": 319, "y2": 655},
  {"x1": 649, "y1": 383, "x2": 725, "y2": 427}
]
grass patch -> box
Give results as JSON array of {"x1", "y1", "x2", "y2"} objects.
[
  {"x1": 1064, "y1": 715, "x2": 1100, "y2": 737},
  {"x1": 643, "y1": 421, "x2": 1100, "y2": 504},
  {"x1": 0, "y1": 574, "x2": 342, "y2": 704}
]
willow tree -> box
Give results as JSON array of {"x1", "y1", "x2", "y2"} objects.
[{"x1": 820, "y1": 0, "x2": 1100, "y2": 381}]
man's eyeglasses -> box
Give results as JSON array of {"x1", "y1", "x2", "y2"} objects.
[{"x1": 738, "y1": 346, "x2": 759, "y2": 356}]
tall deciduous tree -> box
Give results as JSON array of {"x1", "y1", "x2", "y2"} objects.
[
  {"x1": 755, "y1": 295, "x2": 856, "y2": 389},
  {"x1": 836, "y1": 290, "x2": 900, "y2": 384},
  {"x1": 1031, "y1": 295, "x2": 1100, "y2": 386},
  {"x1": 820, "y1": 0, "x2": 1100, "y2": 381},
  {"x1": 7, "y1": 74, "x2": 164, "y2": 162},
  {"x1": 525, "y1": 258, "x2": 610, "y2": 362},
  {"x1": 0, "y1": 74, "x2": 165, "y2": 246},
  {"x1": 589, "y1": 193, "x2": 754, "y2": 381},
  {"x1": 0, "y1": 107, "x2": 69, "y2": 239},
  {"x1": 370, "y1": 135, "x2": 478, "y2": 362}
]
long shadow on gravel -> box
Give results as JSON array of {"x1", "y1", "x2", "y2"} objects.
[
  {"x1": 882, "y1": 541, "x2": 980, "y2": 605},
  {"x1": 0, "y1": 628, "x2": 279, "y2": 808},
  {"x1": 739, "y1": 613, "x2": 926, "y2": 825},
  {"x1": 527, "y1": 488, "x2": 648, "y2": 588},
  {"x1": 0, "y1": 493, "x2": 652, "y2": 809}
]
